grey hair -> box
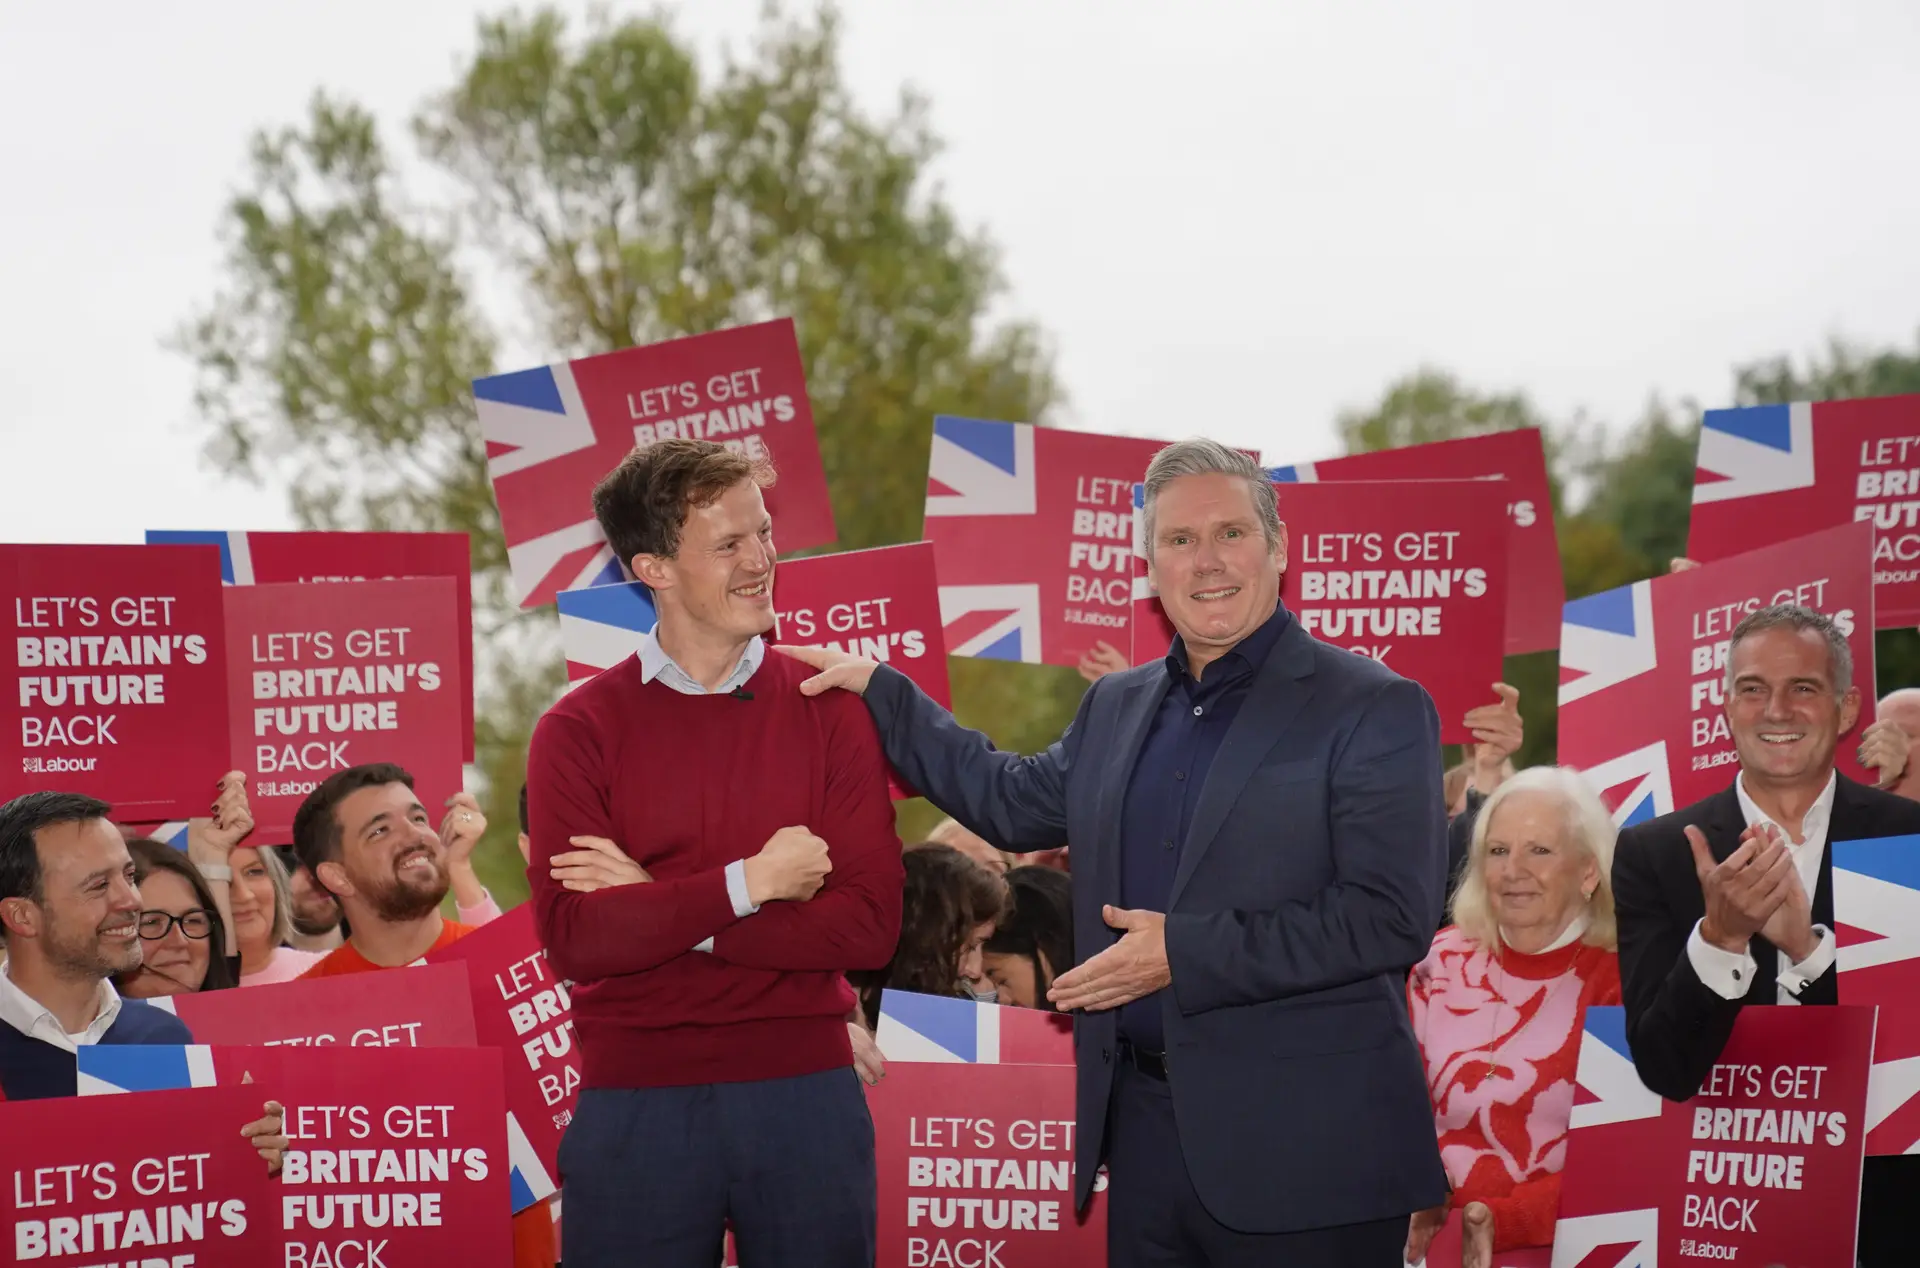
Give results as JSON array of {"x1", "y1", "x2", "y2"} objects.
[
  {"x1": 1449, "y1": 766, "x2": 1618, "y2": 953},
  {"x1": 1724, "y1": 603, "x2": 1853, "y2": 695},
  {"x1": 1141, "y1": 438, "x2": 1282, "y2": 551},
  {"x1": 240, "y1": 845, "x2": 294, "y2": 953}
]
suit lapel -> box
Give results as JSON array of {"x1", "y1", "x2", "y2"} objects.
[
  {"x1": 1168, "y1": 621, "x2": 1317, "y2": 909},
  {"x1": 1093, "y1": 670, "x2": 1173, "y2": 911}
]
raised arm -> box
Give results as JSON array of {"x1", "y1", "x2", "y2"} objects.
[
  {"x1": 782, "y1": 647, "x2": 1081, "y2": 852},
  {"x1": 526, "y1": 710, "x2": 742, "y2": 981},
  {"x1": 709, "y1": 694, "x2": 905, "y2": 971},
  {"x1": 1166, "y1": 677, "x2": 1446, "y2": 1011}
]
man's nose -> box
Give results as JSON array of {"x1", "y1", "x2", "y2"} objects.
[{"x1": 109, "y1": 877, "x2": 141, "y2": 911}]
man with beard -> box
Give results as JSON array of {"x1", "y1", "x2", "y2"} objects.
[
  {"x1": 0, "y1": 790, "x2": 290, "y2": 1176},
  {"x1": 291, "y1": 764, "x2": 556, "y2": 1268}
]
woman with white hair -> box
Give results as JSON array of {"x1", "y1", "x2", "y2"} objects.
[{"x1": 1403, "y1": 766, "x2": 1624, "y2": 1268}]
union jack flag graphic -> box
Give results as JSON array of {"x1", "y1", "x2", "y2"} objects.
[
  {"x1": 474, "y1": 320, "x2": 835, "y2": 609},
  {"x1": 875, "y1": 990, "x2": 1074, "y2": 1065},
  {"x1": 1690, "y1": 402, "x2": 1817, "y2": 506},
  {"x1": 1557, "y1": 583, "x2": 1657, "y2": 707},
  {"x1": 1834, "y1": 834, "x2": 1920, "y2": 1155},
  {"x1": 118, "y1": 820, "x2": 190, "y2": 850},
  {"x1": 1572, "y1": 742, "x2": 1673, "y2": 829},
  {"x1": 924, "y1": 416, "x2": 1044, "y2": 662},
  {"x1": 555, "y1": 580, "x2": 658, "y2": 683},
  {"x1": 1550, "y1": 1006, "x2": 1661, "y2": 1268}
]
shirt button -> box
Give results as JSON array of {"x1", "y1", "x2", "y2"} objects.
[
  {"x1": 1732, "y1": 970, "x2": 1742, "y2": 980},
  {"x1": 1163, "y1": 838, "x2": 1174, "y2": 850},
  {"x1": 1174, "y1": 771, "x2": 1186, "y2": 782},
  {"x1": 1192, "y1": 705, "x2": 1204, "y2": 717}
]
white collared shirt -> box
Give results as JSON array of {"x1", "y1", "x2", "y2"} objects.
[
  {"x1": 1500, "y1": 911, "x2": 1590, "y2": 954},
  {"x1": 636, "y1": 630, "x2": 764, "y2": 697},
  {"x1": 633, "y1": 629, "x2": 764, "y2": 948},
  {"x1": 0, "y1": 960, "x2": 122, "y2": 1053},
  {"x1": 1686, "y1": 771, "x2": 1839, "y2": 1005}
]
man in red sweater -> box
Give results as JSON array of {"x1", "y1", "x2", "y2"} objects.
[{"x1": 527, "y1": 438, "x2": 904, "y2": 1268}]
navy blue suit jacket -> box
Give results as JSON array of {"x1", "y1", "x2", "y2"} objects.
[{"x1": 863, "y1": 613, "x2": 1450, "y2": 1234}]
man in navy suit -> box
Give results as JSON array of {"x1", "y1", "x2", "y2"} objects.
[{"x1": 785, "y1": 438, "x2": 1448, "y2": 1266}]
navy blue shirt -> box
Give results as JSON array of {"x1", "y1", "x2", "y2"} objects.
[
  {"x1": 1117, "y1": 604, "x2": 1291, "y2": 1051},
  {"x1": 0, "y1": 998, "x2": 192, "y2": 1101}
]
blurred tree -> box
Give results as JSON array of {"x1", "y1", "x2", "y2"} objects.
[{"x1": 179, "y1": 5, "x2": 1077, "y2": 901}]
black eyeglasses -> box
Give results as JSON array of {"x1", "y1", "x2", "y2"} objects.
[{"x1": 137, "y1": 909, "x2": 214, "y2": 941}]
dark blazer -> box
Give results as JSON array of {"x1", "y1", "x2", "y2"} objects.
[
  {"x1": 1612, "y1": 773, "x2": 1920, "y2": 1102},
  {"x1": 862, "y1": 613, "x2": 1450, "y2": 1234}
]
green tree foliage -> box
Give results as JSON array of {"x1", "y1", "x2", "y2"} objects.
[{"x1": 180, "y1": 5, "x2": 1079, "y2": 898}]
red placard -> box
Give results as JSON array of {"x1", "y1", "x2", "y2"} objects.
[
  {"x1": 923, "y1": 417, "x2": 1174, "y2": 668},
  {"x1": 1689, "y1": 393, "x2": 1920, "y2": 628},
  {"x1": 426, "y1": 906, "x2": 578, "y2": 1188},
  {"x1": 160, "y1": 960, "x2": 480, "y2": 1048},
  {"x1": 0, "y1": 1082, "x2": 280, "y2": 1267},
  {"x1": 869, "y1": 1062, "x2": 1104, "y2": 1268},
  {"x1": 474, "y1": 319, "x2": 835, "y2": 609},
  {"x1": 773, "y1": 543, "x2": 952, "y2": 708},
  {"x1": 1269, "y1": 428, "x2": 1559, "y2": 655},
  {"x1": 1129, "y1": 479, "x2": 1509, "y2": 744},
  {"x1": 222, "y1": 578, "x2": 465, "y2": 839},
  {"x1": 1, "y1": 543, "x2": 229, "y2": 818},
  {"x1": 1552, "y1": 1005, "x2": 1871, "y2": 1268},
  {"x1": 148, "y1": 529, "x2": 477, "y2": 760},
  {"x1": 1558, "y1": 522, "x2": 1878, "y2": 824}
]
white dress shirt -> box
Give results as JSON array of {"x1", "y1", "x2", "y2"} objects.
[
  {"x1": 635, "y1": 630, "x2": 764, "y2": 949},
  {"x1": 0, "y1": 960, "x2": 122, "y2": 1053},
  {"x1": 1686, "y1": 771, "x2": 1839, "y2": 1004}
]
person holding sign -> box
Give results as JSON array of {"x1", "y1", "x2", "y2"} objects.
[
  {"x1": 787, "y1": 438, "x2": 1448, "y2": 1266},
  {"x1": 0, "y1": 791, "x2": 287, "y2": 1173},
  {"x1": 1611, "y1": 603, "x2": 1920, "y2": 1267},
  {"x1": 524, "y1": 439, "x2": 904, "y2": 1268}
]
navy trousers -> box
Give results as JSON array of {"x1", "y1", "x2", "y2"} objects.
[
  {"x1": 558, "y1": 1066, "x2": 877, "y2": 1268},
  {"x1": 1106, "y1": 1064, "x2": 1408, "y2": 1267}
]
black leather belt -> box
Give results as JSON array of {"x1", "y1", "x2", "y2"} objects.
[{"x1": 1118, "y1": 1041, "x2": 1169, "y2": 1080}]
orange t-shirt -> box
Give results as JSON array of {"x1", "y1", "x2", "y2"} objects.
[{"x1": 299, "y1": 919, "x2": 557, "y2": 1268}]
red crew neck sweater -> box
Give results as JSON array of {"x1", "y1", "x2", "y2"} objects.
[{"x1": 526, "y1": 647, "x2": 904, "y2": 1089}]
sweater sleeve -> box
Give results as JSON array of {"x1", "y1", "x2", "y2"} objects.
[
  {"x1": 527, "y1": 707, "x2": 741, "y2": 981},
  {"x1": 709, "y1": 694, "x2": 905, "y2": 971}
]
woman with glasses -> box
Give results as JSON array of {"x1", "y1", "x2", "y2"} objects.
[{"x1": 113, "y1": 838, "x2": 240, "y2": 996}]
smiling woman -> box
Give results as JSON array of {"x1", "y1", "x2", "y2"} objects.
[{"x1": 113, "y1": 839, "x2": 239, "y2": 997}]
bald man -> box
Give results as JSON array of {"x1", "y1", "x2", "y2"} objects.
[{"x1": 1858, "y1": 688, "x2": 1920, "y2": 801}]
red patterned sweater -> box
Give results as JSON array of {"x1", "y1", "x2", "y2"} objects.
[{"x1": 1407, "y1": 926, "x2": 1622, "y2": 1252}]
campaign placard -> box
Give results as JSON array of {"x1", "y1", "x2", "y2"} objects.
[
  {"x1": 1689, "y1": 392, "x2": 1920, "y2": 627},
  {"x1": 1128, "y1": 479, "x2": 1509, "y2": 744},
  {"x1": 1268, "y1": 427, "x2": 1559, "y2": 655},
  {"x1": 1832, "y1": 834, "x2": 1920, "y2": 1155},
  {"x1": 425, "y1": 905, "x2": 577, "y2": 1197},
  {"x1": 0, "y1": 1082, "x2": 279, "y2": 1267},
  {"x1": 79, "y1": 1045, "x2": 514, "y2": 1268},
  {"x1": 1, "y1": 543, "x2": 229, "y2": 818},
  {"x1": 222, "y1": 578, "x2": 465, "y2": 838},
  {"x1": 877, "y1": 989, "x2": 1075, "y2": 1066},
  {"x1": 1558, "y1": 522, "x2": 1878, "y2": 826},
  {"x1": 473, "y1": 319, "x2": 835, "y2": 609},
  {"x1": 869, "y1": 1062, "x2": 1104, "y2": 1268},
  {"x1": 154, "y1": 960, "x2": 480, "y2": 1049},
  {"x1": 148, "y1": 529, "x2": 477, "y2": 759},
  {"x1": 1551, "y1": 1005, "x2": 1871, "y2": 1268},
  {"x1": 922, "y1": 416, "x2": 1174, "y2": 667},
  {"x1": 556, "y1": 543, "x2": 948, "y2": 797}
]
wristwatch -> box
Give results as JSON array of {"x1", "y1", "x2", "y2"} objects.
[{"x1": 196, "y1": 862, "x2": 233, "y2": 882}]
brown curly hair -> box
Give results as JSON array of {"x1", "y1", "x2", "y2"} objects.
[
  {"x1": 592, "y1": 438, "x2": 776, "y2": 572},
  {"x1": 852, "y1": 843, "x2": 1007, "y2": 1029}
]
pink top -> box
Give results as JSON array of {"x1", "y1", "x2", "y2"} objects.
[{"x1": 239, "y1": 891, "x2": 503, "y2": 987}]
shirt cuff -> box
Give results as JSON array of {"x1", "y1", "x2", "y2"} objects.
[
  {"x1": 1686, "y1": 920, "x2": 1757, "y2": 1001},
  {"x1": 455, "y1": 888, "x2": 502, "y2": 926},
  {"x1": 724, "y1": 859, "x2": 760, "y2": 918},
  {"x1": 1776, "y1": 925, "x2": 1836, "y2": 997},
  {"x1": 692, "y1": 936, "x2": 715, "y2": 954}
]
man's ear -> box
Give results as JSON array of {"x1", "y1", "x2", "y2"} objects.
[
  {"x1": 316, "y1": 860, "x2": 353, "y2": 901},
  {"x1": 1840, "y1": 684, "x2": 1864, "y2": 736},
  {"x1": 631, "y1": 552, "x2": 674, "y2": 593},
  {"x1": 0, "y1": 896, "x2": 41, "y2": 940},
  {"x1": 1272, "y1": 521, "x2": 1289, "y2": 576}
]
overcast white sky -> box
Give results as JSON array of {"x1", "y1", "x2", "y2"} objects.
[{"x1": 5, "y1": 1, "x2": 1920, "y2": 545}]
